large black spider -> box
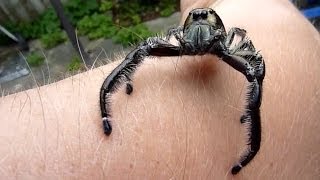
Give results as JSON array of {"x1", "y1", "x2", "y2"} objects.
[{"x1": 100, "y1": 8, "x2": 265, "y2": 175}]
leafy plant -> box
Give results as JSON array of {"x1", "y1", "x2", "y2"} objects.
[
  {"x1": 40, "y1": 31, "x2": 67, "y2": 49},
  {"x1": 64, "y1": 0, "x2": 99, "y2": 25},
  {"x1": 112, "y1": 1, "x2": 144, "y2": 26},
  {"x1": 26, "y1": 52, "x2": 45, "y2": 67},
  {"x1": 77, "y1": 13, "x2": 117, "y2": 40},
  {"x1": 99, "y1": 0, "x2": 113, "y2": 12},
  {"x1": 159, "y1": 5, "x2": 175, "y2": 17},
  {"x1": 3, "y1": 8, "x2": 61, "y2": 41},
  {"x1": 37, "y1": 8, "x2": 61, "y2": 34},
  {"x1": 112, "y1": 24, "x2": 153, "y2": 46},
  {"x1": 2, "y1": 0, "x2": 178, "y2": 48},
  {"x1": 159, "y1": 0, "x2": 177, "y2": 17},
  {"x1": 67, "y1": 56, "x2": 82, "y2": 72}
]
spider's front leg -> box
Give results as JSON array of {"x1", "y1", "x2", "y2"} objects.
[
  {"x1": 100, "y1": 38, "x2": 180, "y2": 135},
  {"x1": 165, "y1": 26, "x2": 183, "y2": 41},
  {"x1": 218, "y1": 31, "x2": 265, "y2": 175},
  {"x1": 225, "y1": 27, "x2": 247, "y2": 49}
]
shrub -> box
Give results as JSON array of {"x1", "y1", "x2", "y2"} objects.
[
  {"x1": 159, "y1": 0, "x2": 177, "y2": 17},
  {"x1": 99, "y1": 0, "x2": 113, "y2": 12},
  {"x1": 64, "y1": 0, "x2": 99, "y2": 24},
  {"x1": 77, "y1": 13, "x2": 117, "y2": 40},
  {"x1": 159, "y1": 5, "x2": 175, "y2": 17},
  {"x1": 2, "y1": 0, "x2": 178, "y2": 48},
  {"x1": 40, "y1": 31, "x2": 67, "y2": 49},
  {"x1": 112, "y1": 24, "x2": 153, "y2": 46},
  {"x1": 26, "y1": 52, "x2": 45, "y2": 67}
]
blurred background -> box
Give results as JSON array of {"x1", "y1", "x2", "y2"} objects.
[{"x1": 0, "y1": 0, "x2": 319, "y2": 95}]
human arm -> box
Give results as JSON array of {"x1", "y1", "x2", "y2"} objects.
[{"x1": 0, "y1": 0, "x2": 319, "y2": 179}]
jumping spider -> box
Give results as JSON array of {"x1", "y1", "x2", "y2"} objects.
[{"x1": 100, "y1": 8, "x2": 265, "y2": 175}]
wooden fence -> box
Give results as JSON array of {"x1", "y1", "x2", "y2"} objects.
[{"x1": 0, "y1": 0, "x2": 67, "y2": 24}]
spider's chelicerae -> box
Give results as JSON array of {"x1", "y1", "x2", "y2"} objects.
[{"x1": 100, "y1": 8, "x2": 265, "y2": 175}]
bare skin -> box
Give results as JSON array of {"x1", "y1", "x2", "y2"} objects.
[{"x1": 0, "y1": 0, "x2": 319, "y2": 179}]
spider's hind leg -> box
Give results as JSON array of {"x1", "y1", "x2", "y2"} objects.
[
  {"x1": 219, "y1": 34, "x2": 265, "y2": 175},
  {"x1": 230, "y1": 52, "x2": 265, "y2": 175}
]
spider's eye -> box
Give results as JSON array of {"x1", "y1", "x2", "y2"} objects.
[{"x1": 209, "y1": 9, "x2": 214, "y2": 14}]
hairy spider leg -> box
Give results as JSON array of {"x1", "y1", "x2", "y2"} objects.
[
  {"x1": 165, "y1": 26, "x2": 183, "y2": 41},
  {"x1": 100, "y1": 38, "x2": 180, "y2": 135},
  {"x1": 225, "y1": 27, "x2": 247, "y2": 48},
  {"x1": 217, "y1": 33, "x2": 265, "y2": 174}
]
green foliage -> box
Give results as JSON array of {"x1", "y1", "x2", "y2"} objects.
[
  {"x1": 4, "y1": 21, "x2": 33, "y2": 39},
  {"x1": 40, "y1": 31, "x2": 67, "y2": 49},
  {"x1": 159, "y1": 5, "x2": 175, "y2": 17},
  {"x1": 159, "y1": 6, "x2": 175, "y2": 17},
  {"x1": 5, "y1": 8, "x2": 60, "y2": 40},
  {"x1": 159, "y1": 0, "x2": 177, "y2": 17},
  {"x1": 37, "y1": 8, "x2": 61, "y2": 34},
  {"x1": 1, "y1": 0, "x2": 178, "y2": 48},
  {"x1": 112, "y1": 24, "x2": 153, "y2": 47},
  {"x1": 3, "y1": 0, "x2": 99, "y2": 42},
  {"x1": 99, "y1": 0, "x2": 113, "y2": 12},
  {"x1": 78, "y1": 13, "x2": 153, "y2": 45},
  {"x1": 77, "y1": 13, "x2": 117, "y2": 40},
  {"x1": 26, "y1": 52, "x2": 45, "y2": 67},
  {"x1": 64, "y1": 0, "x2": 99, "y2": 25},
  {"x1": 107, "y1": 0, "x2": 179, "y2": 26},
  {"x1": 2, "y1": 8, "x2": 62, "y2": 48},
  {"x1": 114, "y1": 1, "x2": 142, "y2": 26},
  {"x1": 67, "y1": 56, "x2": 82, "y2": 72}
]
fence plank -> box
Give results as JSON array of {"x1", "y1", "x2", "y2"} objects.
[{"x1": 0, "y1": 0, "x2": 66, "y2": 23}]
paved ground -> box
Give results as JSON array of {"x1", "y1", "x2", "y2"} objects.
[{"x1": 0, "y1": 12, "x2": 181, "y2": 95}]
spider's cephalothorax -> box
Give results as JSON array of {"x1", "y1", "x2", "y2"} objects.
[
  {"x1": 182, "y1": 8, "x2": 227, "y2": 54},
  {"x1": 100, "y1": 8, "x2": 265, "y2": 175}
]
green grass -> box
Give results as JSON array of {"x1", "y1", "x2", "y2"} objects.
[{"x1": 67, "y1": 56, "x2": 82, "y2": 72}]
